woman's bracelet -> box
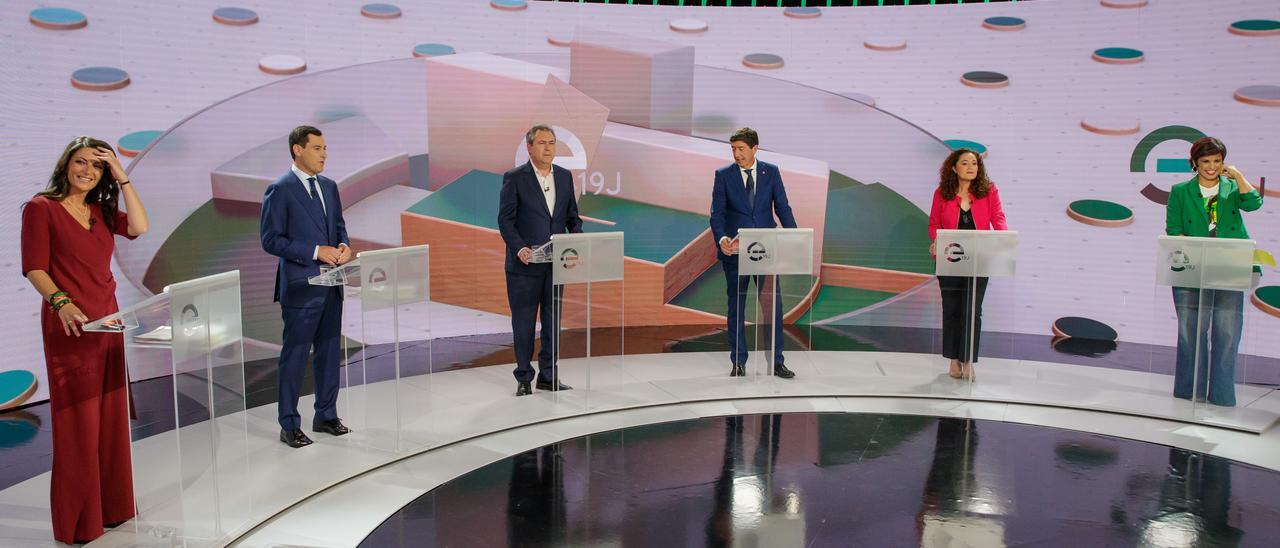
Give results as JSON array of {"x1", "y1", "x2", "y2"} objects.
[
  {"x1": 48, "y1": 291, "x2": 72, "y2": 312},
  {"x1": 118, "y1": 179, "x2": 131, "y2": 186}
]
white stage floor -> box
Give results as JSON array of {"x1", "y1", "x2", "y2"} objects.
[{"x1": 1, "y1": 351, "x2": 1277, "y2": 547}]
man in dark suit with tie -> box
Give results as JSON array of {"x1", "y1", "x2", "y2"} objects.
[
  {"x1": 498, "y1": 125, "x2": 584, "y2": 396},
  {"x1": 709, "y1": 128, "x2": 797, "y2": 379},
  {"x1": 260, "y1": 125, "x2": 354, "y2": 448}
]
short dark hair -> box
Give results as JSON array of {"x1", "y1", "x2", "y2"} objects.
[
  {"x1": 1189, "y1": 137, "x2": 1226, "y2": 168},
  {"x1": 729, "y1": 127, "x2": 759, "y2": 148},
  {"x1": 525, "y1": 124, "x2": 555, "y2": 145},
  {"x1": 289, "y1": 125, "x2": 323, "y2": 159}
]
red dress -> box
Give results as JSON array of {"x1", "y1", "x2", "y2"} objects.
[{"x1": 20, "y1": 196, "x2": 136, "y2": 544}]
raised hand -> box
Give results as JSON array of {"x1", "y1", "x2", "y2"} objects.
[{"x1": 93, "y1": 147, "x2": 129, "y2": 183}]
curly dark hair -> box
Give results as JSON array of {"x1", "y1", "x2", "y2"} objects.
[
  {"x1": 938, "y1": 148, "x2": 992, "y2": 201},
  {"x1": 34, "y1": 136, "x2": 122, "y2": 233}
]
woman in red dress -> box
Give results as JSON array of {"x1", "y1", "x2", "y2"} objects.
[{"x1": 20, "y1": 136, "x2": 148, "y2": 544}]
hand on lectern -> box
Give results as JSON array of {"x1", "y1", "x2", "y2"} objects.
[
  {"x1": 929, "y1": 241, "x2": 936, "y2": 256},
  {"x1": 317, "y1": 245, "x2": 342, "y2": 266},
  {"x1": 719, "y1": 236, "x2": 739, "y2": 256},
  {"x1": 336, "y1": 243, "x2": 353, "y2": 265},
  {"x1": 57, "y1": 303, "x2": 89, "y2": 338},
  {"x1": 518, "y1": 247, "x2": 533, "y2": 265}
]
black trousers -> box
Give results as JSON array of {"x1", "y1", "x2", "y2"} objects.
[{"x1": 938, "y1": 276, "x2": 988, "y2": 363}]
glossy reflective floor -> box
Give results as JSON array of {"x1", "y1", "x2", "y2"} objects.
[
  {"x1": 5, "y1": 324, "x2": 1278, "y2": 492},
  {"x1": 361, "y1": 412, "x2": 1280, "y2": 548}
]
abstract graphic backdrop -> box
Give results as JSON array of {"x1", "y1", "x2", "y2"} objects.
[{"x1": 2, "y1": 1, "x2": 1277, "y2": 406}]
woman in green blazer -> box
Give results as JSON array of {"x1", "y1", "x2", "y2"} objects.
[{"x1": 1165, "y1": 137, "x2": 1262, "y2": 406}]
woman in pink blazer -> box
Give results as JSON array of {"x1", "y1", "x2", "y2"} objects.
[{"x1": 927, "y1": 148, "x2": 1008, "y2": 381}]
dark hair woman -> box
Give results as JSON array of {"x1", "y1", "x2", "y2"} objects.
[
  {"x1": 927, "y1": 148, "x2": 1008, "y2": 381},
  {"x1": 20, "y1": 136, "x2": 148, "y2": 544},
  {"x1": 1165, "y1": 137, "x2": 1262, "y2": 407}
]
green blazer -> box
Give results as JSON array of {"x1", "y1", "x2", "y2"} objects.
[{"x1": 1165, "y1": 175, "x2": 1262, "y2": 239}]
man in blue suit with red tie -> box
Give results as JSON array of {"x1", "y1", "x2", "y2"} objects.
[
  {"x1": 710, "y1": 128, "x2": 797, "y2": 379},
  {"x1": 498, "y1": 125, "x2": 584, "y2": 397},
  {"x1": 260, "y1": 125, "x2": 354, "y2": 448}
]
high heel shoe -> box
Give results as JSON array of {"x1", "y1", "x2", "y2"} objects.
[
  {"x1": 948, "y1": 360, "x2": 963, "y2": 379},
  {"x1": 961, "y1": 363, "x2": 976, "y2": 381}
]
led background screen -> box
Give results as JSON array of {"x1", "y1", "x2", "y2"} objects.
[{"x1": 2, "y1": 0, "x2": 1277, "y2": 406}]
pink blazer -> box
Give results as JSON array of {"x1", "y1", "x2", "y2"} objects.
[{"x1": 928, "y1": 183, "x2": 1008, "y2": 241}]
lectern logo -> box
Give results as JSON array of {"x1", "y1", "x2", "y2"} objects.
[
  {"x1": 368, "y1": 267, "x2": 388, "y2": 292},
  {"x1": 1168, "y1": 249, "x2": 1194, "y2": 272},
  {"x1": 180, "y1": 303, "x2": 202, "y2": 338},
  {"x1": 559, "y1": 248, "x2": 580, "y2": 270},
  {"x1": 746, "y1": 241, "x2": 769, "y2": 262},
  {"x1": 944, "y1": 243, "x2": 967, "y2": 263}
]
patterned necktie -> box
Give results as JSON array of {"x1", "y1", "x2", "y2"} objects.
[{"x1": 744, "y1": 169, "x2": 756, "y2": 209}]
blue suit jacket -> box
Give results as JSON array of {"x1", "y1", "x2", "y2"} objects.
[
  {"x1": 260, "y1": 170, "x2": 350, "y2": 307},
  {"x1": 709, "y1": 160, "x2": 797, "y2": 264},
  {"x1": 497, "y1": 162, "x2": 584, "y2": 274}
]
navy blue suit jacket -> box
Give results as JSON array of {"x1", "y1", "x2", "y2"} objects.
[
  {"x1": 260, "y1": 170, "x2": 350, "y2": 307},
  {"x1": 497, "y1": 162, "x2": 584, "y2": 274},
  {"x1": 709, "y1": 160, "x2": 797, "y2": 264}
]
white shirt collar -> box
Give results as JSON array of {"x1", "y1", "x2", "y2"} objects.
[
  {"x1": 291, "y1": 163, "x2": 326, "y2": 211},
  {"x1": 292, "y1": 163, "x2": 318, "y2": 184},
  {"x1": 530, "y1": 161, "x2": 554, "y2": 179},
  {"x1": 740, "y1": 162, "x2": 757, "y2": 173}
]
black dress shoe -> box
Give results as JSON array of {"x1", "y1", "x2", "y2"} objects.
[
  {"x1": 535, "y1": 379, "x2": 573, "y2": 392},
  {"x1": 312, "y1": 418, "x2": 351, "y2": 436},
  {"x1": 773, "y1": 363, "x2": 796, "y2": 379},
  {"x1": 280, "y1": 428, "x2": 313, "y2": 448},
  {"x1": 730, "y1": 364, "x2": 745, "y2": 377},
  {"x1": 516, "y1": 381, "x2": 532, "y2": 396}
]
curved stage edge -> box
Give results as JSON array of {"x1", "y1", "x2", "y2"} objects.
[{"x1": 3, "y1": 351, "x2": 1277, "y2": 547}]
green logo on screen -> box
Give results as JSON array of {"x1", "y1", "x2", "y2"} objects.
[{"x1": 1130, "y1": 125, "x2": 1207, "y2": 205}]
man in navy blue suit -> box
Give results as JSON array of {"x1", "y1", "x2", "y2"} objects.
[
  {"x1": 498, "y1": 125, "x2": 584, "y2": 396},
  {"x1": 260, "y1": 125, "x2": 353, "y2": 448},
  {"x1": 709, "y1": 128, "x2": 797, "y2": 379}
]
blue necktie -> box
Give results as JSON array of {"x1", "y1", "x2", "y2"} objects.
[
  {"x1": 307, "y1": 176, "x2": 325, "y2": 215},
  {"x1": 744, "y1": 169, "x2": 756, "y2": 209}
]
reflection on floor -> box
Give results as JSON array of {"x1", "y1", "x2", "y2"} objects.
[
  {"x1": 361, "y1": 412, "x2": 1278, "y2": 548},
  {"x1": 3, "y1": 324, "x2": 1279, "y2": 493}
]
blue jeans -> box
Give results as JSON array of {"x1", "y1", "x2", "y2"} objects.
[{"x1": 1171, "y1": 287, "x2": 1244, "y2": 407}]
